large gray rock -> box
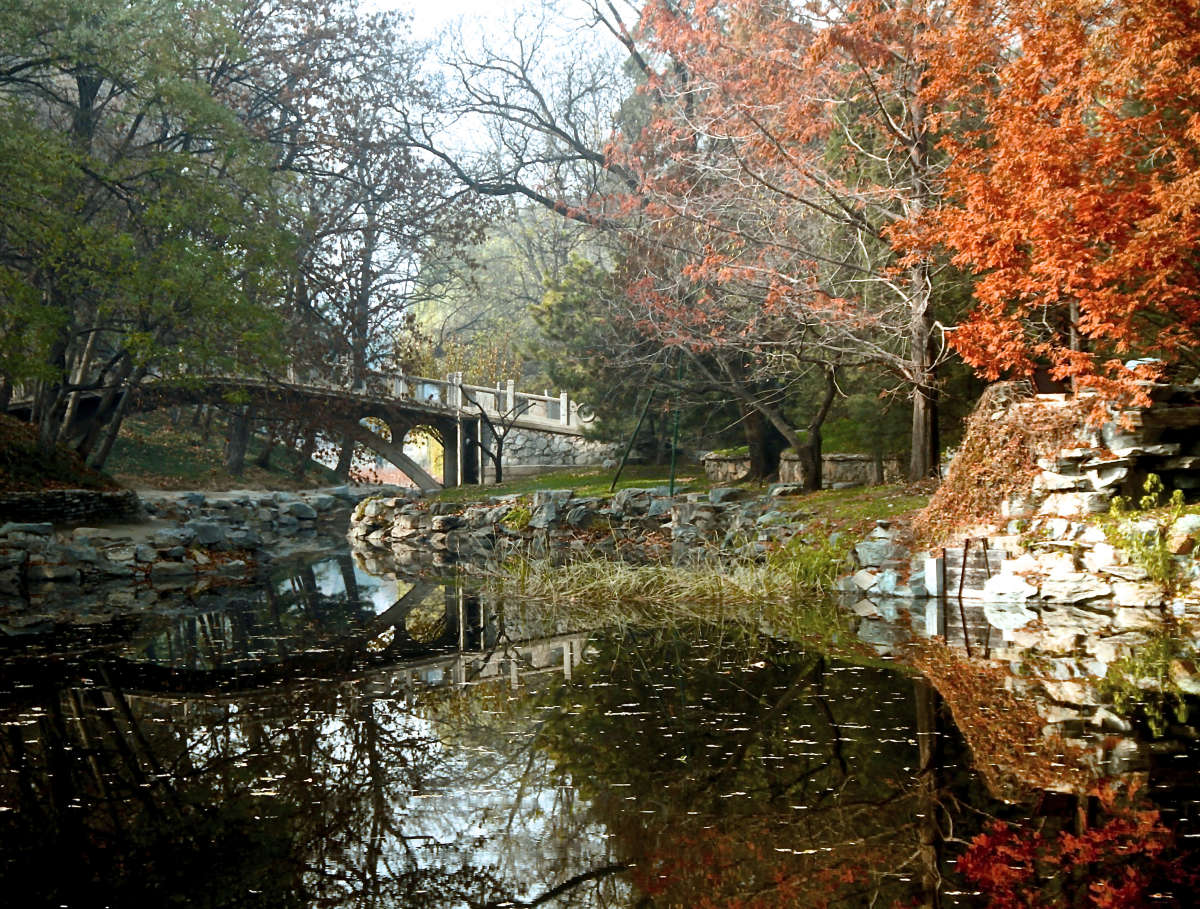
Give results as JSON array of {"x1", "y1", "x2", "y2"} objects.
[
  {"x1": 854, "y1": 538, "x2": 908, "y2": 568},
  {"x1": 430, "y1": 514, "x2": 465, "y2": 532},
  {"x1": 227, "y1": 529, "x2": 263, "y2": 549},
  {"x1": 1039, "y1": 573, "x2": 1112, "y2": 603},
  {"x1": 284, "y1": 501, "x2": 318, "y2": 520},
  {"x1": 154, "y1": 527, "x2": 197, "y2": 547},
  {"x1": 565, "y1": 505, "x2": 597, "y2": 529},
  {"x1": 527, "y1": 502, "x2": 559, "y2": 530},
  {"x1": 612, "y1": 488, "x2": 652, "y2": 514},
  {"x1": 532, "y1": 489, "x2": 573, "y2": 508},
  {"x1": 1038, "y1": 492, "x2": 1112, "y2": 516},
  {"x1": 982, "y1": 572, "x2": 1038, "y2": 602},
  {"x1": 184, "y1": 521, "x2": 225, "y2": 545},
  {"x1": 646, "y1": 497, "x2": 673, "y2": 519},
  {"x1": 875, "y1": 568, "x2": 900, "y2": 595},
  {"x1": 1110, "y1": 580, "x2": 1163, "y2": 607},
  {"x1": 309, "y1": 493, "x2": 340, "y2": 512},
  {"x1": 1167, "y1": 513, "x2": 1200, "y2": 554},
  {"x1": 0, "y1": 522, "x2": 53, "y2": 536},
  {"x1": 709, "y1": 487, "x2": 746, "y2": 505}
]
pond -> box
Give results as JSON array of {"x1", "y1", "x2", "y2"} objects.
[{"x1": 1, "y1": 548, "x2": 1197, "y2": 907}]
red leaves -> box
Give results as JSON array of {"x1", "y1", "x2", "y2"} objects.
[{"x1": 958, "y1": 784, "x2": 1200, "y2": 908}]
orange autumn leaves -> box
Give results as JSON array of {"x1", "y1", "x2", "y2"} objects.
[
  {"x1": 912, "y1": 0, "x2": 1200, "y2": 398},
  {"x1": 632, "y1": 0, "x2": 1200, "y2": 401}
]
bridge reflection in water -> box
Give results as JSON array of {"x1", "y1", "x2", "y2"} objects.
[
  {"x1": 116, "y1": 554, "x2": 590, "y2": 695},
  {"x1": 0, "y1": 554, "x2": 618, "y2": 908}
]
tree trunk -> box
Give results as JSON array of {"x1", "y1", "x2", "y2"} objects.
[
  {"x1": 73, "y1": 355, "x2": 133, "y2": 457},
  {"x1": 492, "y1": 439, "x2": 504, "y2": 484},
  {"x1": 334, "y1": 435, "x2": 355, "y2": 481},
  {"x1": 254, "y1": 436, "x2": 276, "y2": 470},
  {"x1": 740, "y1": 406, "x2": 788, "y2": 481},
  {"x1": 57, "y1": 323, "x2": 99, "y2": 445},
  {"x1": 293, "y1": 430, "x2": 316, "y2": 480},
  {"x1": 905, "y1": 78, "x2": 940, "y2": 483},
  {"x1": 87, "y1": 366, "x2": 147, "y2": 471},
  {"x1": 0, "y1": 376, "x2": 11, "y2": 414},
  {"x1": 910, "y1": 382, "x2": 939, "y2": 481},
  {"x1": 200, "y1": 405, "x2": 214, "y2": 444},
  {"x1": 907, "y1": 260, "x2": 939, "y2": 481},
  {"x1": 224, "y1": 405, "x2": 253, "y2": 476},
  {"x1": 742, "y1": 407, "x2": 770, "y2": 480}
]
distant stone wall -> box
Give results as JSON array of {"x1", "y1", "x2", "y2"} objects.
[
  {"x1": 0, "y1": 489, "x2": 142, "y2": 525},
  {"x1": 703, "y1": 452, "x2": 902, "y2": 487},
  {"x1": 701, "y1": 455, "x2": 752, "y2": 485},
  {"x1": 489, "y1": 428, "x2": 619, "y2": 478}
]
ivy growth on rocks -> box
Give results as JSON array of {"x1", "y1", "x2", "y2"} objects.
[{"x1": 913, "y1": 384, "x2": 1088, "y2": 546}]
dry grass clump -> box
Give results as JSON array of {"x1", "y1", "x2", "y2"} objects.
[
  {"x1": 491, "y1": 533, "x2": 870, "y2": 651},
  {"x1": 914, "y1": 383, "x2": 1090, "y2": 546}
]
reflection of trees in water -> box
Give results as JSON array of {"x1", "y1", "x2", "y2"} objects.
[
  {"x1": 0, "y1": 601, "x2": 625, "y2": 906},
  {"x1": 532, "y1": 625, "x2": 969, "y2": 907}
]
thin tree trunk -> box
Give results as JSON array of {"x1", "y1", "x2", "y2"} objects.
[
  {"x1": 73, "y1": 354, "x2": 132, "y2": 457},
  {"x1": 224, "y1": 405, "x2": 253, "y2": 476},
  {"x1": 797, "y1": 367, "x2": 838, "y2": 492},
  {"x1": 293, "y1": 430, "x2": 316, "y2": 480},
  {"x1": 906, "y1": 77, "x2": 940, "y2": 482},
  {"x1": 87, "y1": 366, "x2": 147, "y2": 471},
  {"x1": 57, "y1": 323, "x2": 99, "y2": 445},
  {"x1": 254, "y1": 436, "x2": 276, "y2": 470},
  {"x1": 200, "y1": 405, "x2": 214, "y2": 444},
  {"x1": 742, "y1": 406, "x2": 771, "y2": 480},
  {"x1": 0, "y1": 376, "x2": 11, "y2": 414}
]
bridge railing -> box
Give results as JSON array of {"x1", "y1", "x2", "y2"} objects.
[
  {"x1": 280, "y1": 364, "x2": 594, "y2": 431},
  {"x1": 368, "y1": 371, "x2": 593, "y2": 431}
]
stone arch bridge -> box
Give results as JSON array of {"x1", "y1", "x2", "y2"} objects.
[{"x1": 10, "y1": 371, "x2": 597, "y2": 491}]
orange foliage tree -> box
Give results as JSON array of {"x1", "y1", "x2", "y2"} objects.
[
  {"x1": 623, "y1": 0, "x2": 956, "y2": 480},
  {"x1": 910, "y1": 0, "x2": 1200, "y2": 402}
]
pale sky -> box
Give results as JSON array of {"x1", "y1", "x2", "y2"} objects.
[{"x1": 392, "y1": 0, "x2": 519, "y2": 36}]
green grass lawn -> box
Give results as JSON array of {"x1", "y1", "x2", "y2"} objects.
[
  {"x1": 436, "y1": 462, "x2": 929, "y2": 537},
  {"x1": 432, "y1": 462, "x2": 717, "y2": 503}
]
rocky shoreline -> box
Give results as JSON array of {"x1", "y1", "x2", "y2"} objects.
[
  {"x1": 0, "y1": 485, "x2": 407, "y2": 630},
  {"x1": 347, "y1": 483, "x2": 819, "y2": 569}
]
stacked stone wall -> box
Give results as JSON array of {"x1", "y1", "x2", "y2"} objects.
[
  {"x1": 489, "y1": 428, "x2": 619, "y2": 476},
  {"x1": 349, "y1": 483, "x2": 815, "y2": 570},
  {"x1": 0, "y1": 489, "x2": 142, "y2": 524},
  {"x1": 701, "y1": 451, "x2": 902, "y2": 487}
]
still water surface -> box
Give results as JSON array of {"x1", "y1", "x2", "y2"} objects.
[{"x1": 1, "y1": 550, "x2": 1196, "y2": 907}]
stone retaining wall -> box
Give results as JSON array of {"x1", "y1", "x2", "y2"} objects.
[
  {"x1": 349, "y1": 482, "x2": 816, "y2": 570},
  {"x1": 489, "y1": 428, "x2": 619, "y2": 479},
  {"x1": 701, "y1": 452, "x2": 903, "y2": 487},
  {"x1": 0, "y1": 489, "x2": 142, "y2": 524},
  {"x1": 0, "y1": 486, "x2": 397, "y2": 605}
]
